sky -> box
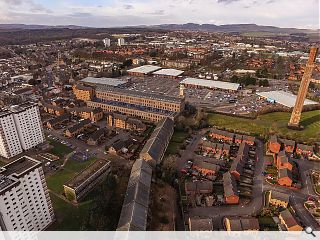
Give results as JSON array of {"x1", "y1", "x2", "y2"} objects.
[{"x1": 0, "y1": 0, "x2": 319, "y2": 29}]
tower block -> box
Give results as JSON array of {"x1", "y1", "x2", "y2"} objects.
[{"x1": 288, "y1": 47, "x2": 318, "y2": 129}]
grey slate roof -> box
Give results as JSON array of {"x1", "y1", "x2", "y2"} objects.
[
  {"x1": 223, "y1": 172, "x2": 238, "y2": 198},
  {"x1": 139, "y1": 117, "x2": 174, "y2": 164},
  {"x1": 117, "y1": 159, "x2": 152, "y2": 231}
]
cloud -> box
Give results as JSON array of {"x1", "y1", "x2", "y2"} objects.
[
  {"x1": 1, "y1": 0, "x2": 24, "y2": 5},
  {"x1": 217, "y1": 0, "x2": 240, "y2": 4},
  {"x1": 69, "y1": 12, "x2": 93, "y2": 18},
  {"x1": 146, "y1": 9, "x2": 165, "y2": 15},
  {"x1": 123, "y1": 4, "x2": 134, "y2": 10},
  {"x1": 0, "y1": 0, "x2": 52, "y2": 13}
]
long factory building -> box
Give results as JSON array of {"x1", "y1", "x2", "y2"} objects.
[{"x1": 76, "y1": 85, "x2": 184, "y2": 122}]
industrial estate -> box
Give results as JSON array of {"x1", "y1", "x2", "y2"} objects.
[{"x1": 0, "y1": 10, "x2": 319, "y2": 234}]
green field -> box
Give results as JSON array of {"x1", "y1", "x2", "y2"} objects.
[
  {"x1": 46, "y1": 156, "x2": 97, "y2": 194},
  {"x1": 48, "y1": 193, "x2": 93, "y2": 231},
  {"x1": 49, "y1": 140, "x2": 73, "y2": 157},
  {"x1": 64, "y1": 156, "x2": 97, "y2": 172},
  {"x1": 47, "y1": 170, "x2": 77, "y2": 194},
  {"x1": 0, "y1": 160, "x2": 6, "y2": 167},
  {"x1": 166, "y1": 131, "x2": 189, "y2": 155},
  {"x1": 49, "y1": 174, "x2": 129, "y2": 231},
  {"x1": 207, "y1": 110, "x2": 320, "y2": 143}
]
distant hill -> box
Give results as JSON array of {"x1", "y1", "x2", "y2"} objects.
[
  {"x1": 0, "y1": 23, "x2": 318, "y2": 34},
  {"x1": 0, "y1": 24, "x2": 88, "y2": 30},
  {"x1": 147, "y1": 23, "x2": 318, "y2": 34}
]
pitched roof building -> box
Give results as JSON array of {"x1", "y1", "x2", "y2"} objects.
[
  {"x1": 117, "y1": 159, "x2": 152, "y2": 231},
  {"x1": 223, "y1": 172, "x2": 239, "y2": 205},
  {"x1": 139, "y1": 118, "x2": 174, "y2": 166}
]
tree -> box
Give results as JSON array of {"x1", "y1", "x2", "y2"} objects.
[
  {"x1": 259, "y1": 79, "x2": 269, "y2": 87},
  {"x1": 122, "y1": 59, "x2": 133, "y2": 68}
]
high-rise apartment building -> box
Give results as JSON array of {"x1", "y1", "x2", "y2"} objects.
[
  {"x1": 0, "y1": 110, "x2": 22, "y2": 158},
  {"x1": 103, "y1": 38, "x2": 111, "y2": 47},
  {"x1": 118, "y1": 38, "x2": 125, "y2": 46},
  {"x1": 0, "y1": 156, "x2": 55, "y2": 231},
  {"x1": 0, "y1": 103, "x2": 45, "y2": 158}
]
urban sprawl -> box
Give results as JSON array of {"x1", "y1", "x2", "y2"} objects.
[{"x1": 0, "y1": 29, "x2": 319, "y2": 232}]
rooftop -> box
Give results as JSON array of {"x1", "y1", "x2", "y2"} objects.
[
  {"x1": 152, "y1": 68, "x2": 184, "y2": 77},
  {"x1": 189, "y1": 217, "x2": 213, "y2": 231},
  {"x1": 80, "y1": 77, "x2": 127, "y2": 87},
  {"x1": 0, "y1": 156, "x2": 41, "y2": 178},
  {"x1": 0, "y1": 174, "x2": 17, "y2": 192},
  {"x1": 65, "y1": 159, "x2": 111, "y2": 189},
  {"x1": 180, "y1": 77, "x2": 240, "y2": 91},
  {"x1": 117, "y1": 159, "x2": 152, "y2": 231},
  {"x1": 270, "y1": 190, "x2": 290, "y2": 203},
  {"x1": 9, "y1": 102, "x2": 37, "y2": 113},
  {"x1": 256, "y1": 90, "x2": 318, "y2": 108},
  {"x1": 66, "y1": 119, "x2": 91, "y2": 133},
  {"x1": 280, "y1": 209, "x2": 300, "y2": 228},
  {"x1": 127, "y1": 65, "x2": 162, "y2": 74},
  {"x1": 96, "y1": 86, "x2": 182, "y2": 103}
]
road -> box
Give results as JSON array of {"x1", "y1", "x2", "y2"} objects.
[
  {"x1": 184, "y1": 137, "x2": 320, "y2": 230},
  {"x1": 188, "y1": 139, "x2": 266, "y2": 229},
  {"x1": 45, "y1": 125, "x2": 130, "y2": 160}
]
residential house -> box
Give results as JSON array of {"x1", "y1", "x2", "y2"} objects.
[
  {"x1": 223, "y1": 172, "x2": 239, "y2": 205},
  {"x1": 107, "y1": 113, "x2": 146, "y2": 132},
  {"x1": 69, "y1": 107, "x2": 104, "y2": 122},
  {"x1": 185, "y1": 181, "x2": 213, "y2": 195},
  {"x1": 46, "y1": 114, "x2": 70, "y2": 129},
  {"x1": 209, "y1": 129, "x2": 234, "y2": 143},
  {"x1": 192, "y1": 159, "x2": 220, "y2": 176},
  {"x1": 278, "y1": 169, "x2": 293, "y2": 187},
  {"x1": 42, "y1": 103, "x2": 65, "y2": 116},
  {"x1": 108, "y1": 139, "x2": 132, "y2": 155},
  {"x1": 87, "y1": 128, "x2": 106, "y2": 146},
  {"x1": 234, "y1": 134, "x2": 243, "y2": 145},
  {"x1": 224, "y1": 217, "x2": 260, "y2": 231},
  {"x1": 279, "y1": 209, "x2": 303, "y2": 231},
  {"x1": 65, "y1": 119, "x2": 91, "y2": 138},
  {"x1": 269, "y1": 135, "x2": 281, "y2": 154},
  {"x1": 242, "y1": 135, "x2": 255, "y2": 146},
  {"x1": 276, "y1": 151, "x2": 293, "y2": 171},
  {"x1": 268, "y1": 190, "x2": 290, "y2": 208},
  {"x1": 279, "y1": 138, "x2": 295, "y2": 153},
  {"x1": 188, "y1": 217, "x2": 213, "y2": 231},
  {"x1": 296, "y1": 144, "x2": 314, "y2": 157}
]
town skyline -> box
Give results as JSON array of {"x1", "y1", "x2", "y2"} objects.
[{"x1": 0, "y1": 0, "x2": 319, "y2": 29}]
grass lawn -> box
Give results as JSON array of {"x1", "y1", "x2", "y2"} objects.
[
  {"x1": 47, "y1": 157, "x2": 98, "y2": 194},
  {"x1": 207, "y1": 110, "x2": 320, "y2": 143},
  {"x1": 48, "y1": 193, "x2": 93, "y2": 231},
  {"x1": 47, "y1": 170, "x2": 77, "y2": 194},
  {"x1": 258, "y1": 216, "x2": 278, "y2": 230},
  {"x1": 49, "y1": 140, "x2": 73, "y2": 157},
  {"x1": 64, "y1": 157, "x2": 97, "y2": 172},
  {"x1": 0, "y1": 160, "x2": 6, "y2": 167},
  {"x1": 49, "y1": 173, "x2": 129, "y2": 231},
  {"x1": 166, "y1": 131, "x2": 189, "y2": 155}
]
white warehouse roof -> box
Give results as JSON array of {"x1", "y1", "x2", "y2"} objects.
[
  {"x1": 153, "y1": 68, "x2": 184, "y2": 77},
  {"x1": 256, "y1": 90, "x2": 319, "y2": 108},
  {"x1": 127, "y1": 65, "x2": 162, "y2": 74},
  {"x1": 180, "y1": 77, "x2": 240, "y2": 91},
  {"x1": 80, "y1": 77, "x2": 127, "y2": 87},
  {"x1": 234, "y1": 69, "x2": 256, "y2": 74}
]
